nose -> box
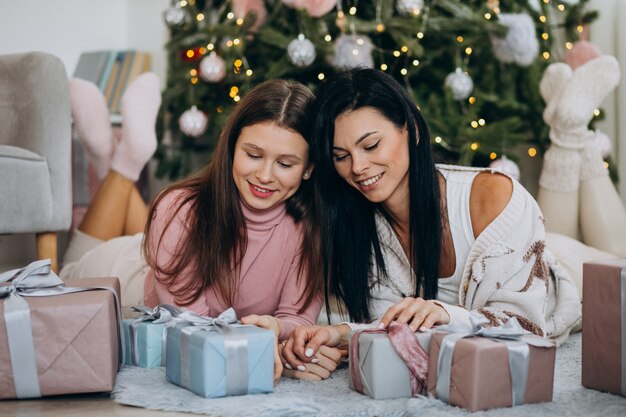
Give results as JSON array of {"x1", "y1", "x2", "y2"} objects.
[
  {"x1": 351, "y1": 152, "x2": 369, "y2": 176},
  {"x1": 255, "y1": 160, "x2": 274, "y2": 184}
]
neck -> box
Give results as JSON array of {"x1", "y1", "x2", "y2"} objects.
[{"x1": 382, "y1": 174, "x2": 410, "y2": 234}]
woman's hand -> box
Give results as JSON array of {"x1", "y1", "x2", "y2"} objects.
[
  {"x1": 279, "y1": 344, "x2": 346, "y2": 381},
  {"x1": 280, "y1": 324, "x2": 350, "y2": 372},
  {"x1": 240, "y1": 314, "x2": 284, "y2": 384},
  {"x1": 378, "y1": 297, "x2": 450, "y2": 331}
]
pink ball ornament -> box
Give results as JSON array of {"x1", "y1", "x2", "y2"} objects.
[
  {"x1": 591, "y1": 130, "x2": 612, "y2": 159},
  {"x1": 565, "y1": 40, "x2": 601, "y2": 70},
  {"x1": 489, "y1": 155, "x2": 520, "y2": 181},
  {"x1": 232, "y1": 0, "x2": 267, "y2": 32},
  {"x1": 282, "y1": 0, "x2": 336, "y2": 18},
  {"x1": 179, "y1": 106, "x2": 209, "y2": 137}
]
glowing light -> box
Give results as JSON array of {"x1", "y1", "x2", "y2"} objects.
[
  {"x1": 457, "y1": 36, "x2": 464, "y2": 43},
  {"x1": 207, "y1": 43, "x2": 215, "y2": 51},
  {"x1": 325, "y1": 35, "x2": 332, "y2": 42},
  {"x1": 485, "y1": 13, "x2": 492, "y2": 19},
  {"x1": 233, "y1": 38, "x2": 240, "y2": 46},
  {"x1": 189, "y1": 69, "x2": 197, "y2": 76},
  {"x1": 236, "y1": 18, "x2": 244, "y2": 25},
  {"x1": 337, "y1": 10, "x2": 345, "y2": 19},
  {"x1": 376, "y1": 23, "x2": 385, "y2": 32},
  {"x1": 400, "y1": 68, "x2": 408, "y2": 75},
  {"x1": 318, "y1": 73, "x2": 325, "y2": 80},
  {"x1": 246, "y1": 69, "x2": 253, "y2": 76},
  {"x1": 356, "y1": 38, "x2": 364, "y2": 45},
  {"x1": 217, "y1": 106, "x2": 223, "y2": 113},
  {"x1": 417, "y1": 32, "x2": 424, "y2": 39},
  {"x1": 557, "y1": 4, "x2": 565, "y2": 11},
  {"x1": 542, "y1": 33, "x2": 549, "y2": 40},
  {"x1": 234, "y1": 95, "x2": 241, "y2": 102},
  {"x1": 566, "y1": 42, "x2": 573, "y2": 49},
  {"x1": 226, "y1": 40, "x2": 234, "y2": 47},
  {"x1": 349, "y1": 6, "x2": 357, "y2": 15},
  {"x1": 604, "y1": 161, "x2": 610, "y2": 169},
  {"x1": 471, "y1": 121, "x2": 479, "y2": 128},
  {"x1": 352, "y1": 49, "x2": 359, "y2": 56},
  {"x1": 186, "y1": 50, "x2": 195, "y2": 58},
  {"x1": 196, "y1": 13, "x2": 204, "y2": 21},
  {"x1": 539, "y1": 15, "x2": 546, "y2": 23},
  {"x1": 470, "y1": 142, "x2": 479, "y2": 150},
  {"x1": 380, "y1": 64, "x2": 388, "y2": 71},
  {"x1": 191, "y1": 77, "x2": 198, "y2": 84},
  {"x1": 594, "y1": 109, "x2": 601, "y2": 117},
  {"x1": 401, "y1": 45, "x2": 408, "y2": 53},
  {"x1": 393, "y1": 50, "x2": 401, "y2": 57},
  {"x1": 179, "y1": 0, "x2": 187, "y2": 6},
  {"x1": 577, "y1": 25, "x2": 584, "y2": 33},
  {"x1": 227, "y1": 12, "x2": 234, "y2": 19},
  {"x1": 469, "y1": 96, "x2": 476, "y2": 104},
  {"x1": 490, "y1": 152, "x2": 497, "y2": 160},
  {"x1": 435, "y1": 136, "x2": 442, "y2": 143},
  {"x1": 199, "y1": 47, "x2": 207, "y2": 54},
  {"x1": 478, "y1": 118, "x2": 486, "y2": 126},
  {"x1": 542, "y1": 51, "x2": 550, "y2": 60},
  {"x1": 465, "y1": 47, "x2": 473, "y2": 55},
  {"x1": 412, "y1": 60, "x2": 420, "y2": 66},
  {"x1": 234, "y1": 59, "x2": 242, "y2": 67},
  {"x1": 528, "y1": 147, "x2": 538, "y2": 157}
]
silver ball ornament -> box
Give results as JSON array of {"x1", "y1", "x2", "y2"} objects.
[
  {"x1": 199, "y1": 52, "x2": 226, "y2": 83},
  {"x1": 445, "y1": 68, "x2": 474, "y2": 101},
  {"x1": 179, "y1": 106, "x2": 209, "y2": 137},
  {"x1": 163, "y1": 5, "x2": 187, "y2": 27},
  {"x1": 332, "y1": 34, "x2": 374, "y2": 69},
  {"x1": 490, "y1": 13, "x2": 539, "y2": 67},
  {"x1": 287, "y1": 34, "x2": 316, "y2": 68},
  {"x1": 592, "y1": 130, "x2": 612, "y2": 159},
  {"x1": 489, "y1": 155, "x2": 520, "y2": 181},
  {"x1": 396, "y1": 0, "x2": 424, "y2": 16}
]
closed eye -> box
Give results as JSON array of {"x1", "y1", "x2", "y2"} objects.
[
  {"x1": 278, "y1": 161, "x2": 293, "y2": 168},
  {"x1": 333, "y1": 153, "x2": 349, "y2": 162},
  {"x1": 246, "y1": 152, "x2": 262, "y2": 160},
  {"x1": 364, "y1": 141, "x2": 379, "y2": 151}
]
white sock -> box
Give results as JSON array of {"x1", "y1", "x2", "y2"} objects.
[
  {"x1": 580, "y1": 141, "x2": 608, "y2": 183},
  {"x1": 539, "y1": 146, "x2": 581, "y2": 193},
  {"x1": 111, "y1": 73, "x2": 161, "y2": 182}
]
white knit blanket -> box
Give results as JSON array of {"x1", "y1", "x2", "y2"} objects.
[{"x1": 112, "y1": 333, "x2": 626, "y2": 416}]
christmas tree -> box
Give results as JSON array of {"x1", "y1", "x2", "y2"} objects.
[{"x1": 157, "y1": 0, "x2": 599, "y2": 180}]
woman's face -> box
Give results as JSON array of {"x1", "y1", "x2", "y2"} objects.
[
  {"x1": 332, "y1": 107, "x2": 410, "y2": 206},
  {"x1": 233, "y1": 122, "x2": 312, "y2": 211}
]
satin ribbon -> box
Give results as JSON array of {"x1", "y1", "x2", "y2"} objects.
[
  {"x1": 177, "y1": 308, "x2": 250, "y2": 396},
  {"x1": 0, "y1": 259, "x2": 126, "y2": 399},
  {"x1": 434, "y1": 312, "x2": 553, "y2": 406},
  {"x1": 350, "y1": 322, "x2": 429, "y2": 397},
  {"x1": 128, "y1": 304, "x2": 183, "y2": 366},
  {"x1": 621, "y1": 268, "x2": 626, "y2": 397}
]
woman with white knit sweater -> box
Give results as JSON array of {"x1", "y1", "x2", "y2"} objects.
[{"x1": 280, "y1": 68, "x2": 590, "y2": 380}]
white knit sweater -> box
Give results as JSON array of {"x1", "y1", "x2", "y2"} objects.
[{"x1": 327, "y1": 165, "x2": 581, "y2": 345}]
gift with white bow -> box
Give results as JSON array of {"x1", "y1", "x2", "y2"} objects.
[
  {"x1": 165, "y1": 307, "x2": 274, "y2": 398},
  {"x1": 0, "y1": 259, "x2": 124, "y2": 399}
]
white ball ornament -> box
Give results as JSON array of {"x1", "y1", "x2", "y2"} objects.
[
  {"x1": 179, "y1": 106, "x2": 209, "y2": 137},
  {"x1": 199, "y1": 52, "x2": 226, "y2": 83},
  {"x1": 332, "y1": 34, "x2": 374, "y2": 69},
  {"x1": 287, "y1": 34, "x2": 316, "y2": 67},
  {"x1": 396, "y1": 0, "x2": 424, "y2": 16},
  {"x1": 490, "y1": 13, "x2": 539, "y2": 67},
  {"x1": 592, "y1": 130, "x2": 612, "y2": 159},
  {"x1": 163, "y1": 5, "x2": 187, "y2": 27},
  {"x1": 489, "y1": 155, "x2": 520, "y2": 181},
  {"x1": 444, "y1": 68, "x2": 474, "y2": 101}
]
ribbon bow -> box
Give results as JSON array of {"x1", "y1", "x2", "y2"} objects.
[
  {"x1": 0, "y1": 259, "x2": 126, "y2": 398},
  {"x1": 128, "y1": 304, "x2": 186, "y2": 366},
  {"x1": 435, "y1": 312, "x2": 554, "y2": 406}
]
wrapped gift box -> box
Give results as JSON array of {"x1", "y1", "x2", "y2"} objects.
[
  {"x1": 427, "y1": 332, "x2": 556, "y2": 411},
  {"x1": 348, "y1": 330, "x2": 431, "y2": 400},
  {"x1": 123, "y1": 319, "x2": 166, "y2": 368},
  {"x1": 0, "y1": 276, "x2": 122, "y2": 399},
  {"x1": 582, "y1": 259, "x2": 626, "y2": 397},
  {"x1": 166, "y1": 321, "x2": 274, "y2": 398}
]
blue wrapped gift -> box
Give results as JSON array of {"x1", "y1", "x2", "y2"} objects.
[
  {"x1": 165, "y1": 308, "x2": 274, "y2": 398},
  {"x1": 123, "y1": 305, "x2": 182, "y2": 368}
]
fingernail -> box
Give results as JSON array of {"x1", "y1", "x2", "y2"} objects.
[
  {"x1": 377, "y1": 322, "x2": 385, "y2": 329},
  {"x1": 419, "y1": 326, "x2": 429, "y2": 333},
  {"x1": 311, "y1": 358, "x2": 320, "y2": 364},
  {"x1": 305, "y1": 348, "x2": 314, "y2": 357},
  {"x1": 285, "y1": 363, "x2": 292, "y2": 370},
  {"x1": 297, "y1": 365, "x2": 306, "y2": 372}
]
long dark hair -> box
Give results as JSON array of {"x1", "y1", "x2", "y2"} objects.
[
  {"x1": 312, "y1": 68, "x2": 441, "y2": 322},
  {"x1": 144, "y1": 79, "x2": 322, "y2": 312}
]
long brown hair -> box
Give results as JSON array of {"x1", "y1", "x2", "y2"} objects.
[{"x1": 143, "y1": 79, "x2": 321, "y2": 311}]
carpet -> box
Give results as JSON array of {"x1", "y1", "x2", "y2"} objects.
[{"x1": 112, "y1": 333, "x2": 626, "y2": 416}]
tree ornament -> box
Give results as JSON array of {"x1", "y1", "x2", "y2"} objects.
[
  {"x1": 489, "y1": 155, "x2": 520, "y2": 181},
  {"x1": 486, "y1": 0, "x2": 499, "y2": 10},
  {"x1": 490, "y1": 13, "x2": 539, "y2": 67},
  {"x1": 232, "y1": 0, "x2": 267, "y2": 32},
  {"x1": 282, "y1": 0, "x2": 336, "y2": 18},
  {"x1": 199, "y1": 52, "x2": 226, "y2": 83},
  {"x1": 444, "y1": 68, "x2": 474, "y2": 101},
  {"x1": 163, "y1": 4, "x2": 187, "y2": 27},
  {"x1": 527, "y1": 0, "x2": 541, "y2": 12},
  {"x1": 592, "y1": 130, "x2": 612, "y2": 159},
  {"x1": 287, "y1": 34, "x2": 316, "y2": 67},
  {"x1": 332, "y1": 34, "x2": 374, "y2": 69},
  {"x1": 565, "y1": 40, "x2": 601, "y2": 70},
  {"x1": 179, "y1": 106, "x2": 209, "y2": 137},
  {"x1": 396, "y1": 0, "x2": 424, "y2": 16}
]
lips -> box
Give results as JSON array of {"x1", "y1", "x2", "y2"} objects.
[
  {"x1": 248, "y1": 181, "x2": 276, "y2": 199},
  {"x1": 357, "y1": 173, "x2": 383, "y2": 190}
]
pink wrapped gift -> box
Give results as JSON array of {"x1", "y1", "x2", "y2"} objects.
[
  {"x1": 427, "y1": 315, "x2": 555, "y2": 412},
  {"x1": 582, "y1": 259, "x2": 626, "y2": 397},
  {"x1": 0, "y1": 260, "x2": 123, "y2": 399}
]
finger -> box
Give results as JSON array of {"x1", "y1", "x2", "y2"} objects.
[
  {"x1": 281, "y1": 337, "x2": 306, "y2": 371},
  {"x1": 318, "y1": 345, "x2": 344, "y2": 364},
  {"x1": 379, "y1": 298, "x2": 412, "y2": 328},
  {"x1": 299, "y1": 362, "x2": 331, "y2": 380},
  {"x1": 309, "y1": 348, "x2": 339, "y2": 373},
  {"x1": 302, "y1": 329, "x2": 337, "y2": 360},
  {"x1": 408, "y1": 306, "x2": 432, "y2": 332},
  {"x1": 282, "y1": 368, "x2": 322, "y2": 382},
  {"x1": 396, "y1": 299, "x2": 424, "y2": 325},
  {"x1": 273, "y1": 344, "x2": 283, "y2": 384}
]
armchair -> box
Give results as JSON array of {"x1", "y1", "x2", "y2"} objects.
[{"x1": 0, "y1": 52, "x2": 72, "y2": 271}]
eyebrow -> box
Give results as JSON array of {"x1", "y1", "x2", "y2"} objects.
[
  {"x1": 242, "y1": 143, "x2": 303, "y2": 162},
  {"x1": 333, "y1": 131, "x2": 378, "y2": 151}
]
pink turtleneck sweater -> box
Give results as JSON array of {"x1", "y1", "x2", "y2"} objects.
[{"x1": 143, "y1": 189, "x2": 322, "y2": 340}]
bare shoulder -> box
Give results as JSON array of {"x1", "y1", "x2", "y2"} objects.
[{"x1": 469, "y1": 171, "x2": 513, "y2": 238}]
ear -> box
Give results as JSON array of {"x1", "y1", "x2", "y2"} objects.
[{"x1": 303, "y1": 165, "x2": 315, "y2": 180}]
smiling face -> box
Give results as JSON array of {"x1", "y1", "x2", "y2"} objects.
[
  {"x1": 232, "y1": 122, "x2": 312, "y2": 211},
  {"x1": 332, "y1": 107, "x2": 410, "y2": 210}
]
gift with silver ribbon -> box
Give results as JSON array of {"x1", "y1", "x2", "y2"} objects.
[
  {"x1": 582, "y1": 259, "x2": 626, "y2": 397},
  {"x1": 0, "y1": 259, "x2": 125, "y2": 399},
  {"x1": 123, "y1": 304, "x2": 183, "y2": 367},
  {"x1": 165, "y1": 308, "x2": 274, "y2": 398},
  {"x1": 428, "y1": 312, "x2": 555, "y2": 411}
]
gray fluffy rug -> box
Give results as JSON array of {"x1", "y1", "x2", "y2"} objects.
[{"x1": 113, "y1": 333, "x2": 626, "y2": 416}]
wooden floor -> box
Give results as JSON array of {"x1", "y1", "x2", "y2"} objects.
[{"x1": 0, "y1": 395, "x2": 193, "y2": 417}]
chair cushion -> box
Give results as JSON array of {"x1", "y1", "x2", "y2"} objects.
[{"x1": 0, "y1": 144, "x2": 54, "y2": 234}]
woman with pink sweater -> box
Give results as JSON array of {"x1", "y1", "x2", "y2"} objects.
[{"x1": 59, "y1": 76, "x2": 331, "y2": 382}]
